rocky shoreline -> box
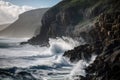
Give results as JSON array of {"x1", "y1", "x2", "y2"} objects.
[
  {"x1": 64, "y1": 12, "x2": 120, "y2": 80},
  {"x1": 21, "y1": 0, "x2": 120, "y2": 80}
]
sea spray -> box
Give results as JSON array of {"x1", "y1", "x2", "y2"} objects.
[
  {"x1": 0, "y1": 38, "x2": 79, "y2": 68},
  {"x1": 0, "y1": 37, "x2": 88, "y2": 80},
  {"x1": 69, "y1": 54, "x2": 97, "y2": 79},
  {"x1": 48, "y1": 37, "x2": 80, "y2": 54}
]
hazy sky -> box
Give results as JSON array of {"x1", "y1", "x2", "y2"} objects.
[{"x1": 4, "y1": 0, "x2": 62, "y2": 8}]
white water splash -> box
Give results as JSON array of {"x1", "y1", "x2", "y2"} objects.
[
  {"x1": 0, "y1": 37, "x2": 81, "y2": 68},
  {"x1": 0, "y1": 37, "x2": 92, "y2": 80},
  {"x1": 69, "y1": 55, "x2": 97, "y2": 79}
]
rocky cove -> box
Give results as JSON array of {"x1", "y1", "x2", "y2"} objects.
[
  {"x1": 0, "y1": 0, "x2": 120, "y2": 80},
  {"x1": 21, "y1": 0, "x2": 120, "y2": 79},
  {"x1": 25, "y1": 0, "x2": 120, "y2": 80}
]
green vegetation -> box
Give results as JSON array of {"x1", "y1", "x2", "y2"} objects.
[{"x1": 62, "y1": 0, "x2": 100, "y2": 9}]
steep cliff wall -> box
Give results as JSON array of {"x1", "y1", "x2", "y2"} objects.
[
  {"x1": 85, "y1": 12, "x2": 120, "y2": 80},
  {"x1": 64, "y1": 8, "x2": 120, "y2": 80},
  {"x1": 64, "y1": 12, "x2": 120, "y2": 61},
  {"x1": 28, "y1": 0, "x2": 120, "y2": 45}
]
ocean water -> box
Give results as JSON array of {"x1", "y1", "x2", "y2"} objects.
[{"x1": 0, "y1": 37, "x2": 96, "y2": 80}]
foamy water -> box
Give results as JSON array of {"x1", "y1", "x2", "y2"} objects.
[{"x1": 0, "y1": 37, "x2": 96, "y2": 80}]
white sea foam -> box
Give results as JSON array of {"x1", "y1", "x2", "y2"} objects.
[
  {"x1": 0, "y1": 37, "x2": 95, "y2": 80},
  {"x1": 69, "y1": 54, "x2": 97, "y2": 79},
  {"x1": 0, "y1": 37, "x2": 81, "y2": 68}
]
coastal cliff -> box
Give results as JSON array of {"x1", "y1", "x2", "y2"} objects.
[
  {"x1": 27, "y1": 0, "x2": 120, "y2": 45},
  {"x1": 64, "y1": 10, "x2": 120, "y2": 80},
  {"x1": 26, "y1": 0, "x2": 120, "y2": 80}
]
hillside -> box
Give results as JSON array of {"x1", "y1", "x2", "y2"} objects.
[
  {"x1": 0, "y1": 8, "x2": 48, "y2": 38},
  {"x1": 0, "y1": 23, "x2": 10, "y2": 31},
  {"x1": 0, "y1": 0, "x2": 33, "y2": 24}
]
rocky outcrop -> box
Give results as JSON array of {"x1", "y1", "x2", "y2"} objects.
[
  {"x1": 83, "y1": 12, "x2": 120, "y2": 80},
  {"x1": 64, "y1": 42, "x2": 102, "y2": 62},
  {"x1": 28, "y1": 0, "x2": 120, "y2": 45},
  {"x1": 84, "y1": 40, "x2": 120, "y2": 80},
  {"x1": 64, "y1": 12, "x2": 120, "y2": 79}
]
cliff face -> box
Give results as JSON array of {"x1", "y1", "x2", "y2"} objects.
[
  {"x1": 64, "y1": 12, "x2": 120, "y2": 61},
  {"x1": 64, "y1": 11, "x2": 120, "y2": 80},
  {"x1": 28, "y1": 0, "x2": 120, "y2": 45},
  {"x1": 84, "y1": 12, "x2": 120, "y2": 80}
]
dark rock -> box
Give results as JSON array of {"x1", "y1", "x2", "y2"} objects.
[
  {"x1": 64, "y1": 11, "x2": 120, "y2": 80},
  {"x1": 64, "y1": 44, "x2": 94, "y2": 62},
  {"x1": 27, "y1": 0, "x2": 120, "y2": 45},
  {"x1": 84, "y1": 13, "x2": 120, "y2": 80},
  {"x1": 85, "y1": 44, "x2": 120, "y2": 80}
]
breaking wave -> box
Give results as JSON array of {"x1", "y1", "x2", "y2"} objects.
[{"x1": 0, "y1": 37, "x2": 96, "y2": 80}]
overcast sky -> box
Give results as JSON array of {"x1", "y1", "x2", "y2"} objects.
[{"x1": 4, "y1": 0, "x2": 62, "y2": 8}]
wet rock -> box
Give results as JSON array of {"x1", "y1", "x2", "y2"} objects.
[
  {"x1": 84, "y1": 12, "x2": 120, "y2": 80},
  {"x1": 85, "y1": 45, "x2": 120, "y2": 80},
  {"x1": 64, "y1": 44, "x2": 95, "y2": 62},
  {"x1": 64, "y1": 11, "x2": 120, "y2": 80}
]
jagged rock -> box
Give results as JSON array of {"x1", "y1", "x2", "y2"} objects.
[
  {"x1": 64, "y1": 12, "x2": 120, "y2": 80},
  {"x1": 64, "y1": 44, "x2": 95, "y2": 62},
  {"x1": 63, "y1": 41, "x2": 103, "y2": 62},
  {"x1": 85, "y1": 41, "x2": 120, "y2": 80}
]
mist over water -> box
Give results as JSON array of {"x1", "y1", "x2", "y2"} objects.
[{"x1": 0, "y1": 37, "x2": 95, "y2": 80}]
